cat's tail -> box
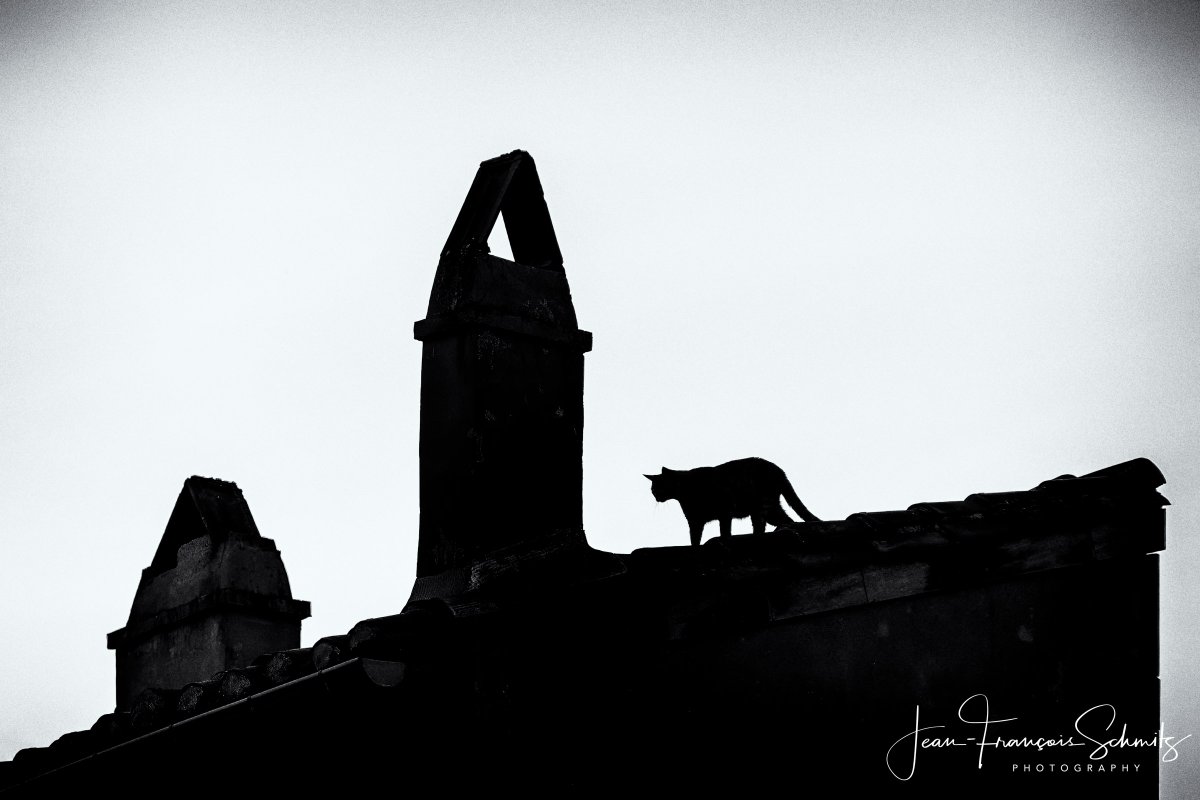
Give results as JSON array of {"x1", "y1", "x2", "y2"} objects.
[{"x1": 781, "y1": 478, "x2": 821, "y2": 522}]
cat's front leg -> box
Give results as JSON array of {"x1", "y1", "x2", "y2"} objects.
[
  {"x1": 719, "y1": 517, "x2": 732, "y2": 538},
  {"x1": 689, "y1": 519, "x2": 705, "y2": 547}
]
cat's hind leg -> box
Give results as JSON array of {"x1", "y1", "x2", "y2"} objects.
[
  {"x1": 719, "y1": 517, "x2": 732, "y2": 538},
  {"x1": 689, "y1": 519, "x2": 705, "y2": 547},
  {"x1": 751, "y1": 513, "x2": 765, "y2": 534},
  {"x1": 764, "y1": 500, "x2": 795, "y2": 530}
]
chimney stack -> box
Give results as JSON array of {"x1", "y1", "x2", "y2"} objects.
[
  {"x1": 107, "y1": 477, "x2": 310, "y2": 710},
  {"x1": 411, "y1": 151, "x2": 592, "y2": 598}
]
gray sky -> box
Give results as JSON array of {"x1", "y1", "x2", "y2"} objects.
[{"x1": 2, "y1": 1, "x2": 1198, "y2": 793}]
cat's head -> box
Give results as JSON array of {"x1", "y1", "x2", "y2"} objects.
[{"x1": 645, "y1": 468, "x2": 678, "y2": 502}]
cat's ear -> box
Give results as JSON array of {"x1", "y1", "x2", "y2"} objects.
[
  {"x1": 661, "y1": 466, "x2": 672, "y2": 473},
  {"x1": 644, "y1": 474, "x2": 656, "y2": 481}
]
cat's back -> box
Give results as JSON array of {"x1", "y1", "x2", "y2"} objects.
[
  {"x1": 715, "y1": 457, "x2": 786, "y2": 481},
  {"x1": 704, "y1": 458, "x2": 785, "y2": 502},
  {"x1": 674, "y1": 458, "x2": 787, "y2": 500}
]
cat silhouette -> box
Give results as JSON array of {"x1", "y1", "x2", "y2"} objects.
[{"x1": 646, "y1": 457, "x2": 820, "y2": 546}]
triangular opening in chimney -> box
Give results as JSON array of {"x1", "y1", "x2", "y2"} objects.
[{"x1": 488, "y1": 210, "x2": 515, "y2": 262}]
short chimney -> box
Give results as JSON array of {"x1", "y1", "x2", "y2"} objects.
[
  {"x1": 411, "y1": 151, "x2": 592, "y2": 597},
  {"x1": 107, "y1": 477, "x2": 311, "y2": 710}
]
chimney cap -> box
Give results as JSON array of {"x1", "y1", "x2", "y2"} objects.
[
  {"x1": 440, "y1": 149, "x2": 563, "y2": 270},
  {"x1": 147, "y1": 476, "x2": 262, "y2": 576}
]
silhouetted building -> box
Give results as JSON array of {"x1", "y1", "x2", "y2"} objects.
[{"x1": 0, "y1": 152, "x2": 1164, "y2": 799}]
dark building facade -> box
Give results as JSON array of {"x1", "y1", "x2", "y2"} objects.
[{"x1": 0, "y1": 152, "x2": 1165, "y2": 799}]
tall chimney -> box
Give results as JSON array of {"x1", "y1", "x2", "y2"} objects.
[{"x1": 411, "y1": 151, "x2": 592, "y2": 597}]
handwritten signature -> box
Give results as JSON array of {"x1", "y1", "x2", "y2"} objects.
[{"x1": 886, "y1": 694, "x2": 1192, "y2": 781}]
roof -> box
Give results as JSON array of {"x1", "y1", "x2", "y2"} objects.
[{"x1": 0, "y1": 457, "x2": 1167, "y2": 794}]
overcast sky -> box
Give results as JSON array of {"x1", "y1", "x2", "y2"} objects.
[{"x1": 2, "y1": 1, "x2": 1198, "y2": 793}]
